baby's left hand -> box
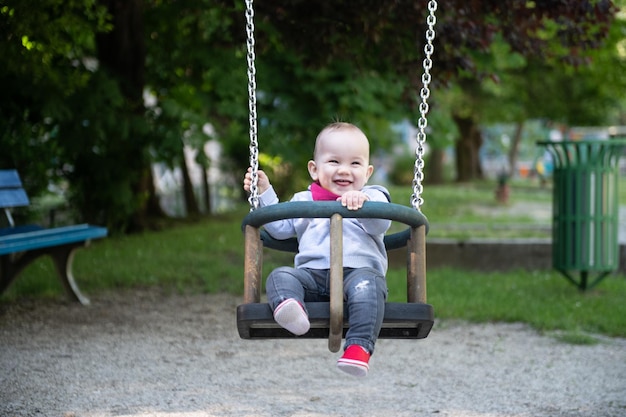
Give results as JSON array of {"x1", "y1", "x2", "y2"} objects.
[{"x1": 338, "y1": 190, "x2": 370, "y2": 210}]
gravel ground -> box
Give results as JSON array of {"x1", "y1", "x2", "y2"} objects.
[{"x1": 1, "y1": 289, "x2": 625, "y2": 417}]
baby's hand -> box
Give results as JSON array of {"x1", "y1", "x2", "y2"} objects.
[
  {"x1": 338, "y1": 190, "x2": 370, "y2": 210},
  {"x1": 243, "y1": 168, "x2": 271, "y2": 195}
]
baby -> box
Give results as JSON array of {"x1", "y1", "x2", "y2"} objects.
[{"x1": 243, "y1": 122, "x2": 391, "y2": 377}]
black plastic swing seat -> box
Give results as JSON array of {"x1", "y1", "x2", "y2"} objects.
[
  {"x1": 237, "y1": 301, "x2": 434, "y2": 339},
  {"x1": 239, "y1": 201, "x2": 433, "y2": 342}
]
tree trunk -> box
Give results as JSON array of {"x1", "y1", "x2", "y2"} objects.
[
  {"x1": 201, "y1": 166, "x2": 211, "y2": 214},
  {"x1": 96, "y1": 0, "x2": 160, "y2": 230},
  {"x1": 132, "y1": 167, "x2": 167, "y2": 230},
  {"x1": 96, "y1": 0, "x2": 145, "y2": 103},
  {"x1": 453, "y1": 114, "x2": 483, "y2": 182},
  {"x1": 425, "y1": 147, "x2": 445, "y2": 184},
  {"x1": 145, "y1": 167, "x2": 167, "y2": 218},
  {"x1": 181, "y1": 149, "x2": 200, "y2": 216}
]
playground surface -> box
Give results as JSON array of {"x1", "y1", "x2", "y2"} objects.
[{"x1": 1, "y1": 289, "x2": 625, "y2": 417}]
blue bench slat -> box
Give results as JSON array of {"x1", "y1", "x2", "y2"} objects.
[
  {"x1": 0, "y1": 224, "x2": 44, "y2": 237},
  {"x1": 0, "y1": 170, "x2": 22, "y2": 188},
  {"x1": 0, "y1": 169, "x2": 30, "y2": 208},
  {"x1": 0, "y1": 224, "x2": 108, "y2": 255},
  {"x1": 0, "y1": 188, "x2": 30, "y2": 208}
]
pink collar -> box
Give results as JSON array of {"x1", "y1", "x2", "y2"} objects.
[{"x1": 310, "y1": 182, "x2": 341, "y2": 201}]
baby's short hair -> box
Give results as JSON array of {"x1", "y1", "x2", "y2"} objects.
[{"x1": 313, "y1": 122, "x2": 368, "y2": 158}]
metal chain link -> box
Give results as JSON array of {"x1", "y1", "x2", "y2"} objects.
[
  {"x1": 245, "y1": 0, "x2": 436, "y2": 211},
  {"x1": 411, "y1": 0, "x2": 437, "y2": 211},
  {"x1": 245, "y1": 0, "x2": 259, "y2": 210}
]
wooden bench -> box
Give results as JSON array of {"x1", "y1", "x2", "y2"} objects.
[{"x1": 0, "y1": 169, "x2": 107, "y2": 304}]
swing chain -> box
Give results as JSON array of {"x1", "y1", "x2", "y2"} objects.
[
  {"x1": 411, "y1": 0, "x2": 437, "y2": 211},
  {"x1": 245, "y1": 0, "x2": 436, "y2": 211},
  {"x1": 245, "y1": 0, "x2": 259, "y2": 210}
]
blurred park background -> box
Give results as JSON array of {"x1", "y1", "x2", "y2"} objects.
[
  {"x1": 2, "y1": 1, "x2": 626, "y2": 336},
  {"x1": 2, "y1": 0, "x2": 625, "y2": 230}
]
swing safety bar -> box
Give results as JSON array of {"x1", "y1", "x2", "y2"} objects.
[{"x1": 237, "y1": 201, "x2": 434, "y2": 352}]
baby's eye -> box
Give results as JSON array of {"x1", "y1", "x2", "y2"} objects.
[
  {"x1": 328, "y1": 159, "x2": 339, "y2": 164},
  {"x1": 352, "y1": 161, "x2": 362, "y2": 166}
]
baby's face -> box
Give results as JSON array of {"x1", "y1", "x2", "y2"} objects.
[{"x1": 308, "y1": 129, "x2": 373, "y2": 196}]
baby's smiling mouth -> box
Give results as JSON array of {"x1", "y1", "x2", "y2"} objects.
[{"x1": 334, "y1": 179, "x2": 352, "y2": 186}]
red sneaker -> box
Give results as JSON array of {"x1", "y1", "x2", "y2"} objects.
[
  {"x1": 273, "y1": 298, "x2": 310, "y2": 336},
  {"x1": 337, "y1": 345, "x2": 370, "y2": 377}
]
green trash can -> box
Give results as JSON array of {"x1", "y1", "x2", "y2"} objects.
[{"x1": 537, "y1": 139, "x2": 626, "y2": 290}]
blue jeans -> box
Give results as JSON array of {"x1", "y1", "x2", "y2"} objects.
[{"x1": 266, "y1": 266, "x2": 387, "y2": 354}]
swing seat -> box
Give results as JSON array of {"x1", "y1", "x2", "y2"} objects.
[
  {"x1": 237, "y1": 301, "x2": 434, "y2": 339},
  {"x1": 237, "y1": 201, "x2": 434, "y2": 347}
]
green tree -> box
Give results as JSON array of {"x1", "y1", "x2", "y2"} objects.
[
  {"x1": 445, "y1": 0, "x2": 620, "y2": 181},
  {"x1": 476, "y1": 9, "x2": 626, "y2": 178},
  {"x1": 0, "y1": 0, "x2": 110, "y2": 195},
  {"x1": 227, "y1": 0, "x2": 620, "y2": 183},
  {"x1": 2, "y1": 0, "x2": 620, "y2": 231}
]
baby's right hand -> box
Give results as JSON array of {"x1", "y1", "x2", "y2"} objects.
[{"x1": 243, "y1": 168, "x2": 271, "y2": 195}]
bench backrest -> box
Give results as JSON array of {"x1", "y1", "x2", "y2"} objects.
[
  {"x1": 0, "y1": 170, "x2": 30, "y2": 209},
  {"x1": 0, "y1": 170, "x2": 30, "y2": 227}
]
